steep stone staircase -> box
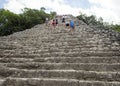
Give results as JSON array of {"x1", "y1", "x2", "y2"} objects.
[{"x1": 0, "y1": 17, "x2": 120, "y2": 86}]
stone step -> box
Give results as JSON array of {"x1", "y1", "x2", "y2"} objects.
[
  {"x1": 0, "y1": 42, "x2": 17, "y2": 50},
  {"x1": 1, "y1": 63, "x2": 120, "y2": 72},
  {"x1": 1, "y1": 51, "x2": 120, "y2": 59},
  {"x1": 33, "y1": 56, "x2": 120, "y2": 63},
  {"x1": 50, "y1": 32, "x2": 80, "y2": 37},
  {"x1": 2, "y1": 78, "x2": 120, "y2": 86},
  {"x1": 40, "y1": 39, "x2": 109, "y2": 46},
  {"x1": 41, "y1": 40, "x2": 84, "y2": 44},
  {"x1": 0, "y1": 54, "x2": 35, "y2": 58},
  {"x1": 0, "y1": 46, "x2": 17, "y2": 50},
  {"x1": 35, "y1": 49, "x2": 100, "y2": 55},
  {"x1": 0, "y1": 56, "x2": 119, "y2": 63},
  {"x1": 0, "y1": 51, "x2": 120, "y2": 60},
  {"x1": 39, "y1": 52, "x2": 120, "y2": 57},
  {"x1": 1, "y1": 49, "x2": 119, "y2": 58},
  {"x1": 39, "y1": 44, "x2": 99, "y2": 50},
  {"x1": 0, "y1": 58, "x2": 33, "y2": 63},
  {"x1": 0, "y1": 79, "x2": 5, "y2": 86},
  {"x1": 2, "y1": 68, "x2": 120, "y2": 82}
]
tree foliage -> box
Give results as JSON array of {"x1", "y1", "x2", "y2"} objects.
[
  {"x1": 40, "y1": 7, "x2": 46, "y2": 11},
  {"x1": 0, "y1": 9, "x2": 21, "y2": 35},
  {"x1": 50, "y1": 11, "x2": 57, "y2": 19},
  {"x1": 77, "y1": 13, "x2": 120, "y2": 32},
  {"x1": 112, "y1": 24, "x2": 120, "y2": 32},
  {"x1": 77, "y1": 13, "x2": 103, "y2": 26},
  {"x1": 0, "y1": 8, "x2": 51, "y2": 36}
]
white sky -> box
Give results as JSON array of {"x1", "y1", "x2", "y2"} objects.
[{"x1": 1, "y1": 0, "x2": 120, "y2": 24}]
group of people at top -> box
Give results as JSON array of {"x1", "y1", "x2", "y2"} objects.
[
  {"x1": 46, "y1": 18, "x2": 58, "y2": 28},
  {"x1": 45, "y1": 15, "x2": 75, "y2": 32}
]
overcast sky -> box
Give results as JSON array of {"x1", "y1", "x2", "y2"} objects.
[{"x1": 0, "y1": 0, "x2": 120, "y2": 24}]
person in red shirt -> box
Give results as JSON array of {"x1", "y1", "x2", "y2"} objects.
[{"x1": 52, "y1": 19, "x2": 56, "y2": 28}]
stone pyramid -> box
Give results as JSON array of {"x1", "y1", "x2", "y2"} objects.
[{"x1": 0, "y1": 16, "x2": 120, "y2": 86}]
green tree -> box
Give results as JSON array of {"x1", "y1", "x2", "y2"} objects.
[
  {"x1": 112, "y1": 24, "x2": 120, "y2": 32},
  {"x1": 22, "y1": 8, "x2": 50, "y2": 27},
  {"x1": 0, "y1": 9, "x2": 21, "y2": 35},
  {"x1": 77, "y1": 14, "x2": 98, "y2": 25},
  {"x1": 50, "y1": 11, "x2": 57, "y2": 19},
  {"x1": 0, "y1": 8, "x2": 51, "y2": 36},
  {"x1": 40, "y1": 7, "x2": 46, "y2": 11},
  {"x1": 87, "y1": 15, "x2": 97, "y2": 25}
]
